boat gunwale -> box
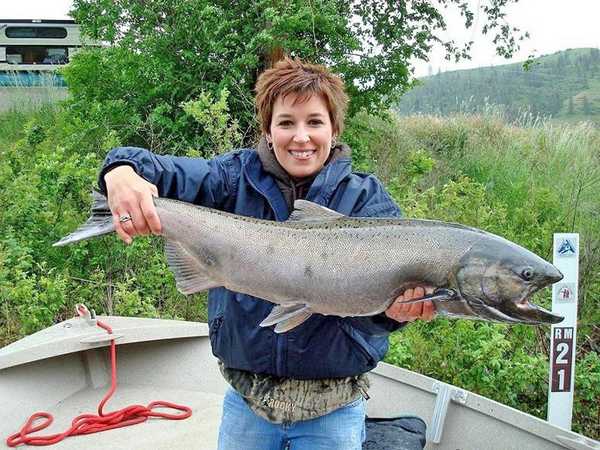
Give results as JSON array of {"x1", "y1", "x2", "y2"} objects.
[
  {"x1": 372, "y1": 362, "x2": 598, "y2": 448},
  {"x1": 0, "y1": 317, "x2": 209, "y2": 370}
]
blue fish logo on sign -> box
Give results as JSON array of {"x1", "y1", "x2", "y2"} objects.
[{"x1": 558, "y1": 239, "x2": 576, "y2": 256}]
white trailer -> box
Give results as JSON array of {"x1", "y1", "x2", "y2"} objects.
[{"x1": 0, "y1": 19, "x2": 86, "y2": 72}]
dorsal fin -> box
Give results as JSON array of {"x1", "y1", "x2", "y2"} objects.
[{"x1": 287, "y1": 200, "x2": 345, "y2": 223}]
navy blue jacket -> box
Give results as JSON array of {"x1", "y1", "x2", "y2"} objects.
[{"x1": 100, "y1": 147, "x2": 405, "y2": 379}]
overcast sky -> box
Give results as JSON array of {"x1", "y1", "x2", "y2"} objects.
[
  {"x1": 413, "y1": 0, "x2": 600, "y2": 76},
  {"x1": 2, "y1": 0, "x2": 599, "y2": 77}
]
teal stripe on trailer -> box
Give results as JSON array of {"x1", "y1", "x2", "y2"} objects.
[{"x1": 0, "y1": 71, "x2": 67, "y2": 87}]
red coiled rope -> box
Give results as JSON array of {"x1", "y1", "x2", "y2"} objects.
[{"x1": 6, "y1": 306, "x2": 192, "y2": 447}]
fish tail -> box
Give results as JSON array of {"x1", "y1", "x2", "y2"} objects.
[{"x1": 53, "y1": 191, "x2": 115, "y2": 247}]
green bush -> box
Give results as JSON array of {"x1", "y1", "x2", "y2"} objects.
[
  {"x1": 0, "y1": 105, "x2": 207, "y2": 345},
  {"x1": 181, "y1": 87, "x2": 243, "y2": 157}
]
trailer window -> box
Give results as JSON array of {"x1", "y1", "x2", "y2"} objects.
[
  {"x1": 5, "y1": 27, "x2": 68, "y2": 39},
  {"x1": 5, "y1": 46, "x2": 68, "y2": 65}
]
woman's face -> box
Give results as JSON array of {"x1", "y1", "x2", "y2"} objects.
[{"x1": 267, "y1": 93, "x2": 335, "y2": 179}]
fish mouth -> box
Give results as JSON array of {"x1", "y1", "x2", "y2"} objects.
[
  {"x1": 466, "y1": 299, "x2": 523, "y2": 323},
  {"x1": 511, "y1": 300, "x2": 564, "y2": 324},
  {"x1": 469, "y1": 284, "x2": 564, "y2": 325},
  {"x1": 508, "y1": 284, "x2": 564, "y2": 324}
]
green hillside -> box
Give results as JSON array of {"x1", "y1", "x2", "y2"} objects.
[{"x1": 396, "y1": 48, "x2": 600, "y2": 124}]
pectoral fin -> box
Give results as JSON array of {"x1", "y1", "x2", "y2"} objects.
[{"x1": 164, "y1": 240, "x2": 221, "y2": 294}]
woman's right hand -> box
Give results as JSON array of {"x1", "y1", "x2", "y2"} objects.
[{"x1": 104, "y1": 165, "x2": 162, "y2": 244}]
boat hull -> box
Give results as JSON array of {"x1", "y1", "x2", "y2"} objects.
[{"x1": 0, "y1": 317, "x2": 597, "y2": 450}]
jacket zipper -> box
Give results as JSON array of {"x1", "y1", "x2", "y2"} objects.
[
  {"x1": 243, "y1": 167, "x2": 286, "y2": 222},
  {"x1": 276, "y1": 333, "x2": 286, "y2": 377},
  {"x1": 244, "y1": 167, "x2": 287, "y2": 376}
]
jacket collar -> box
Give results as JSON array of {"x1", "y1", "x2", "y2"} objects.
[{"x1": 242, "y1": 147, "x2": 352, "y2": 221}]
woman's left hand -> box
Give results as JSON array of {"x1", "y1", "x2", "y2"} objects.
[{"x1": 385, "y1": 286, "x2": 437, "y2": 323}]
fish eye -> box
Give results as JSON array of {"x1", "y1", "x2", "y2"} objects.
[{"x1": 520, "y1": 267, "x2": 534, "y2": 281}]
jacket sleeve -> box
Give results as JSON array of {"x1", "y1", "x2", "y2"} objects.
[
  {"x1": 97, "y1": 146, "x2": 238, "y2": 207},
  {"x1": 343, "y1": 174, "x2": 407, "y2": 336}
]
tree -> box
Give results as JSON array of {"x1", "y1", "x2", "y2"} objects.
[
  {"x1": 550, "y1": 92, "x2": 561, "y2": 116},
  {"x1": 582, "y1": 95, "x2": 591, "y2": 115},
  {"x1": 68, "y1": 0, "x2": 526, "y2": 152},
  {"x1": 568, "y1": 96, "x2": 574, "y2": 115}
]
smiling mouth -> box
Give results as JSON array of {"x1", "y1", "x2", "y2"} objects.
[{"x1": 289, "y1": 149, "x2": 316, "y2": 159}]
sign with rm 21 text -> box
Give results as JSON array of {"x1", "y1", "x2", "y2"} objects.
[
  {"x1": 550, "y1": 327, "x2": 574, "y2": 392},
  {"x1": 547, "y1": 233, "x2": 579, "y2": 430}
]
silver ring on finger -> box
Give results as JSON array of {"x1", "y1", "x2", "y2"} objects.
[{"x1": 119, "y1": 214, "x2": 133, "y2": 224}]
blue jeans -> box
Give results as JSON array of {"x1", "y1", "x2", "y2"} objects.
[{"x1": 217, "y1": 388, "x2": 366, "y2": 450}]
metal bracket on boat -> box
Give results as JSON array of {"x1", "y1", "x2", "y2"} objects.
[
  {"x1": 428, "y1": 382, "x2": 468, "y2": 444},
  {"x1": 75, "y1": 303, "x2": 123, "y2": 344},
  {"x1": 76, "y1": 303, "x2": 97, "y2": 326}
]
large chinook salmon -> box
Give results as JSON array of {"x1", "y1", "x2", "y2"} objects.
[{"x1": 55, "y1": 192, "x2": 564, "y2": 332}]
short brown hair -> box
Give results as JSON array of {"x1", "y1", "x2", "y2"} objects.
[{"x1": 255, "y1": 57, "x2": 349, "y2": 137}]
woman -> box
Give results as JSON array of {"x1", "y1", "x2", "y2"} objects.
[{"x1": 99, "y1": 57, "x2": 435, "y2": 450}]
